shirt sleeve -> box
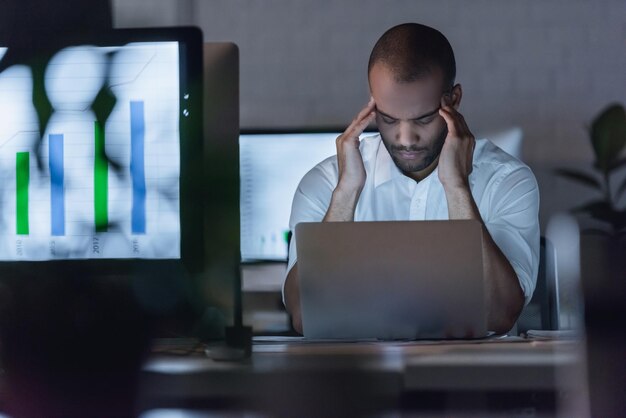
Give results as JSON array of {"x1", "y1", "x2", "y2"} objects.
[
  {"x1": 481, "y1": 165, "x2": 541, "y2": 306},
  {"x1": 283, "y1": 162, "x2": 337, "y2": 303}
]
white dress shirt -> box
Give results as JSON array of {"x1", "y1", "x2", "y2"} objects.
[{"x1": 286, "y1": 134, "x2": 540, "y2": 304}]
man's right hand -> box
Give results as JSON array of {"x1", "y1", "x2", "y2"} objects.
[
  {"x1": 335, "y1": 97, "x2": 377, "y2": 193},
  {"x1": 322, "y1": 98, "x2": 376, "y2": 223}
]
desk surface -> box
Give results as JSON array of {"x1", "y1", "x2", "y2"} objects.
[{"x1": 139, "y1": 337, "x2": 589, "y2": 417}]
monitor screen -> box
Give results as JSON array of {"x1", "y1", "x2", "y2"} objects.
[
  {"x1": 239, "y1": 131, "x2": 372, "y2": 262},
  {"x1": 0, "y1": 28, "x2": 203, "y2": 267},
  {"x1": 0, "y1": 30, "x2": 242, "y2": 340}
]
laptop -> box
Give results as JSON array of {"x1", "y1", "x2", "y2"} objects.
[{"x1": 296, "y1": 220, "x2": 488, "y2": 340}]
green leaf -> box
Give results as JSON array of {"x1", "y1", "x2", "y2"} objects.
[
  {"x1": 591, "y1": 104, "x2": 626, "y2": 174},
  {"x1": 555, "y1": 168, "x2": 602, "y2": 190}
]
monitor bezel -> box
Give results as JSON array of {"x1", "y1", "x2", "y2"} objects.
[{"x1": 0, "y1": 26, "x2": 205, "y2": 276}]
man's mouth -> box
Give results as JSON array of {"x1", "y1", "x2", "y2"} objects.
[{"x1": 395, "y1": 148, "x2": 426, "y2": 160}]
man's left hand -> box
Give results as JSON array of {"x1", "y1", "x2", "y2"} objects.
[{"x1": 437, "y1": 98, "x2": 475, "y2": 190}]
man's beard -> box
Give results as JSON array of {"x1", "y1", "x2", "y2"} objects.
[{"x1": 381, "y1": 125, "x2": 448, "y2": 174}]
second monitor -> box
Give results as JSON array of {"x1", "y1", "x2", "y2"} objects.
[{"x1": 239, "y1": 130, "x2": 374, "y2": 262}]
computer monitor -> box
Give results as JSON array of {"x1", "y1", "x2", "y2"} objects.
[
  {"x1": 0, "y1": 27, "x2": 204, "y2": 274},
  {"x1": 239, "y1": 131, "x2": 373, "y2": 262},
  {"x1": 0, "y1": 29, "x2": 242, "y2": 340}
]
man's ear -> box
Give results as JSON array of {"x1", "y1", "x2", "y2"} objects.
[{"x1": 450, "y1": 84, "x2": 463, "y2": 109}]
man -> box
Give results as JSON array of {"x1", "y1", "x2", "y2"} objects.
[{"x1": 284, "y1": 23, "x2": 540, "y2": 335}]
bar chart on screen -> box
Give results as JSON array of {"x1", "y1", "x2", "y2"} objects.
[
  {"x1": 239, "y1": 133, "x2": 343, "y2": 261},
  {"x1": 0, "y1": 42, "x2": 182, "y2": 261}
]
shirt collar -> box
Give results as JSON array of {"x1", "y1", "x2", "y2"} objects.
[{"x1": 374, "y1": 138, "x2": 400, "y2": 188}]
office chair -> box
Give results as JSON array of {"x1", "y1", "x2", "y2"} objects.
[{"x1": 515, "y1": 237, "x2": 560, "y2": 334}]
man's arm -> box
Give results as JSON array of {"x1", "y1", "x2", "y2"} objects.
[
  {"x1": 284, "y1": 264, "x2": 302, "y2": 333},
  {"x1": 444, "y1": 184, "x2": 525, "y2": 333},
  {"x1": 438, "y1": 100, "x2": 525, "y2": 334},
  {"x1": 324, "y1": 97, "x2": 377, "y2": 221},
  {"x1": 284, "y1": 98, "x2": 376, "y2": 333}
]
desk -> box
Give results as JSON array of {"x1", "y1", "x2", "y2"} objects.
[{"x1": 138, "y1": 338, "x2": 589, "y2": 417}]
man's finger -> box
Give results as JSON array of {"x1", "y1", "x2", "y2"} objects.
[
  {"x1": 342, "y1": 112, "x2": 375, "y2": 142},
  {"x1": 439, "y1": 105, "x2": 471, "y2": 138},
  {"x1": 346, "y1": 105, "x2": 376, "y2": 138},
  {"x1": 439, "y1": 102, "x2": 466, "y2": 123},
  {"x1": 358, "y1": 96, "x2": 376, "y2": 119},
  {"x1": 438, "y1": 106, "x2": 458, "y2": 137},
  {"x1": 356, "y1": 109, "x2": 376, "y2": 130},
  {"x1": 339, "y1": 97, "x2": 377, "y2": 143}
]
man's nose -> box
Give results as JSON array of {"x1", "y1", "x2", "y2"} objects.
[{"x1": 395, "y1": 121, "x2": 419, "y2": 146}]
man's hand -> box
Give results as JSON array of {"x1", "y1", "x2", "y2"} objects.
[
  {"x1": 323, "y1": 98, "x2": 376, "y2": 222},
  {"x1": 437, "y1": 97, "x2": 475, "y2": 190},
  {"x1": 335, "y1": 97, "x2": 376, "y2": 193}
]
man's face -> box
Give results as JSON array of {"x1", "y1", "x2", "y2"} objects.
[{"x1": 369, "y1": 63, "x2": 451, "y2": 181}]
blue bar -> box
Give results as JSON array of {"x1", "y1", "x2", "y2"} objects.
[
  {"x1": 49, "y1": 134, "x2": 65, "y2": 236},
  {"x1": 130, "y1": 101, "x2": 146, "y2": 234}
]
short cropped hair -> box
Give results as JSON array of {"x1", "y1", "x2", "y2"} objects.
[{"x1": 368, "y1": 23, "x2": 456, "y2": 90}]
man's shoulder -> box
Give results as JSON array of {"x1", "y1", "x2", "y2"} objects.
[
  {"x1": 311, "y1": 154, "x2": 338, "y2": 172},
  {"x1": 471, "y1": 138, "x2": 538, "y2": 197},
  {"x1": 297, "y1": 146, "x2": 341, "y2": 194},
  {"x1": 474, "y1": 138, "x2": 532, "y2": 174}
]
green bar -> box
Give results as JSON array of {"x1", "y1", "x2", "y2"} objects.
[
  {"x1": 16, "y1": 152, "x2": 29, "y2": 235},
  {"x1": 94, "y1": 121, "x2": 108, "y2": 232}
]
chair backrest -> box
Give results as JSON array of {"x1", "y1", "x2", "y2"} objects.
[{"x1": 516, "y1": 237, "x2": 560, "y2": 334}]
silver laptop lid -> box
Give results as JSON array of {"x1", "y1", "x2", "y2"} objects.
[{"x1": 296, "y1": 220, "x2": 487, "y2": 340}]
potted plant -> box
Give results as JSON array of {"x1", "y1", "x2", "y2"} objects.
[
  {"x1": 556, "y1": 103, "x2": 626, "y2": 417},
  {"x1": 556, "y1": 103, "x2": 626, "y2": 236},
  {"x1": 556, "y1": 103, "x2": 626, "y2": 282}
]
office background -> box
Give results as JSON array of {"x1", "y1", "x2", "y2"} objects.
[
  {"x1": 113, "y1": 0, "x2": 626, "y2": 231},
  {"x1": 0, "y1": 3, "x2": 620, "y2": 415}
]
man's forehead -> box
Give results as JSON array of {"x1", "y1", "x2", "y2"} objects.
[
  {"x1": 369, "y1": 63, "x2": 444, "y2": 119},
  {"x1": 373, "y1": 93, "x2": 441, "y2": 121},
  {"x1": 376, "y1": 105, "x2": 440, "y2": 121}
]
